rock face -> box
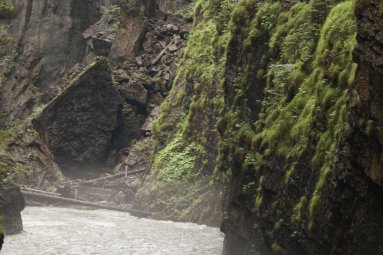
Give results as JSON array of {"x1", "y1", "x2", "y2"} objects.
[
  {"x1": 353, "y1": 0, "x2": 383, "y2": 184},
  {"x1": 33, "y1": 59, "x2": 122, "y2": 178},
  {"x1": 0, "y1": 0, "x2": 191, "y2": 183},
  {"x1": 0, "y1": 181, "x2": 25, "y2": 235},
  {"x1": 133, "y1": 0, "x2": 383, "y2": 254},
  {"x1": 219, "y1": 1, "x2": 383, "y2": 254},
  {"x1": 0, "y1": 0, "x2": 110, "y2": 119}
]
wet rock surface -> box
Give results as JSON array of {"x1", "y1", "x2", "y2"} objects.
[
  {"x1": 1, "y1": 206, "x2": 224, "y2": 255},
  {"x1": 0, "y1": 181, "x2": 25, "y2": 235},
  {"x1": 0, "y1": 0, "x2": 108, "y2": 119}
]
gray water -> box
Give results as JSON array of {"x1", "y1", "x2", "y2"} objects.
[{"x1": 1, "y1": 206, "x2": 224, "y2": 255}]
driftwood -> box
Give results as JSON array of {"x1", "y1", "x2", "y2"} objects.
[
  {"x1": 80, "y1": 169, "x2": 147, "y2": 185},
  {"x1": 151, "y1": 39, "x2": 175, "y2": 65},
  {"x1": 21, "y1": 187, "x2": 61, "y2": 197},
  {"x1": 80, "y1": 173, "x2": 125, "y2": 184},
  {"x1": 21, "y1": 191, "x2": 153, "y2": 218},
  {"x1": 37, "y1": 171, "x2": 47, "y2": 188}
]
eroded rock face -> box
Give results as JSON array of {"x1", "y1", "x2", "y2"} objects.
[
  {"x1": 33, "y1": 59, "x2": 122, "y2": 178},
  {"x1": 0, "y1": 0, "x2": 109, "y2": 119},
  {"x1": 353, "y1": 0, "x2": 383, "y2": 184},
  {"x1": 0, "y1": 181, "x2": 25, "y2": 235},
  {"x1": 220, "y1": 1, "x2": 383, "y2": 254}
]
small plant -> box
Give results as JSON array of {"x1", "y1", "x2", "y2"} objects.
[{"x1": 100, "y1": 4, "x2": 120, "y2": 16}]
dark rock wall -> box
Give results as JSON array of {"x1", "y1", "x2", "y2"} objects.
[
  {"x1": 33, "y1": 59, "x2": 122, "y2": 178},
  {"x1": 353, "y1": 0, "x2": 383, "y2": 185},
  {"x1": 0, "y1": 0, "x2": 191, "y2": 179},
  {"x1": 220, "y1": 0, "x2": 383, "y2": 254},
  {"x1": 138, "y1": 0, "x2": 383, "y2": 253},
  {"x1": 0, "y1": 180, "x2": 25, "y2": 235},
  {"x1": 0, "y1": 0, "x2": 109, "y2": 119}
]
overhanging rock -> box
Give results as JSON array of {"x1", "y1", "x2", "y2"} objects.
[{"x1": 33, "y1": 59, "x2": 122, "y2": 178}]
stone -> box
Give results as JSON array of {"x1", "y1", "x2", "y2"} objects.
[
  {"x1": 164, "y1": 24, "x2": 179, "y2": 33},
  {"x1": 0, "y1": 181, "x2": 25, "y2": 235},
  {"x1": 120, "y1": 82, "x2": 148, "y2": 107},
  {"x1": 135, "y1": 56, "x2": 144, "y2": 67},
  {"x1": 122, "y1": 103, "x2": 146, "y2": 138},
  {"x1": 168, "y1": 44, "x2": 178, "y2": 52},
  {"x1": 90, "y1": 38, "x2": 113, "y2": 57},
  {"x1": 33, "y1": 59, "x2": 122, "y2": 178}
]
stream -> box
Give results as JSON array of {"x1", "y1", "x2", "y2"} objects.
[{"x1": 1, "y1": 206, "x2": 224, "y2": 255}]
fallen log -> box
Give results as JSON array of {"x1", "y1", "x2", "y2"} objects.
[
  {"x1": 81, "y1": 173, "x2": 125, "y2": 184},
  {"x1": 151, "y1": 39, "x2": 175, "y2": 65},
  {"x1": 21, "y1": 191, "x2": 153, "y2": 218},
  {"x1": 21, "y1": 187, "x2": 61, "y2": 197},
  {"x1": 80, "y1": 169, "x2": 147, "y2": 185}
]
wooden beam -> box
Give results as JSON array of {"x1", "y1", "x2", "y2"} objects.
[
  {"x1": 80, "y1": 169, "x2": 146, "y2": 185},
  {"x1": 21, "y1": 191, "x2": 153, "y2": 218}
]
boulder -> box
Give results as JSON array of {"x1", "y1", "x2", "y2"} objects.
[
  {"x1": 33, "y1": 59, "x2": 122, "y2": 178},
  {"x1": 119, "y1": 82, "x2": 148, "y2": 107},
  {"x1": 0, "y1": 181, "x2": 25, "y2": 235}
]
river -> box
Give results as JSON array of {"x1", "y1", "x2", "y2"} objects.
[{"x1": 1, "y1": 206, "x2": 224, "y2": 255}]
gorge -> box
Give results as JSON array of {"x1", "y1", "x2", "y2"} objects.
[{"x1": 0, "y1": 0, "x2": 383, "y2": 254}]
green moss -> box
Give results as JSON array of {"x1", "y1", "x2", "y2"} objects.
[
  {"x1": 0, "y1": 127, "x2": 15, "y2": 146},
  {"x1": 153, "y1": 127, "x2": 198, "y2": 181},
  {"x1": 291, "y1": 196, "x2": 307, "y2": 224},
  {"x1": 209, "y1": 0, "x2": 357, "y2": 232},
  {"x1": 0, "y1": 1, "x2": 15, "y2": 18},
  {"x1": 0, "y1": 24, "x2": 13, "y2": 57},
  {"x1": 274, "y1": 218, "x2": 284, "y2": 231},
  {"x1": 253, "y1": 176, "x2": 264, "y2": 213},
  {"x1": 284, "y1": 164, "x2": 296, "y2": 185},
  {"x1": 361, "y1": 119, "x2": 376, "y2": 136},
  {"x1": 147, "y1": 0, "x2": 358, "y2": 234}
]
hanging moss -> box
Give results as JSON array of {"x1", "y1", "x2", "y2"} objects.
[
  {"x1": 207, "y1": 0, "x2": 358, "y2": 235},
  {"x1": 253, "y1": 176, "x2": 264, "y2": 213},
  {"x1": 291, "y1": 196, "x2": 307, "y2": 224},
  {"x1": 152, "y1": 0, "x2": 236, "y2": 181},
  {"x1": 149, "y1": 0, "x2": 358, "y2": 240}
]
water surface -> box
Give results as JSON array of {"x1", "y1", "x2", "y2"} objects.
[{"x1": 2, "y1": 206, "x2": 224, "y2": 255}]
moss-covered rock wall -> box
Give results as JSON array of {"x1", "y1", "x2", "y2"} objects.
[{"x1": 138, "y1": 0, "x2": 383, "y2": 253}]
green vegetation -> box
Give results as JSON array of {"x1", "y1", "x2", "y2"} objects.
[
  {"x1": 213, "y1": 0, "x2": 356, "y2": 232},
  {"x1": 150, "y1": 0, "x2": 357, "y2": 236},
  {"x1": 254, "y1": 176, "x2": 264, "y2": 213},
  {"x1": 151, "y1": 0, "x2": 235, "y2": 181},
  {"x1": 0, "y1": 1, "x2": 15, "y2": 19},
  {"x1": 291, "y1": 196, "x2": 307, "y2": 224},
  {"x1": 100, "y1": 4, "x2": 121, "y2": 33},
  {"x1": 0, "y1": 113, "x2": 35, "y2": 182},
  {"x1": 0, "y1": 24, "x2": 13, "y2": 56},
  {"x1": 153, "y1": 130, "x2": 198, "y2": 181}
]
